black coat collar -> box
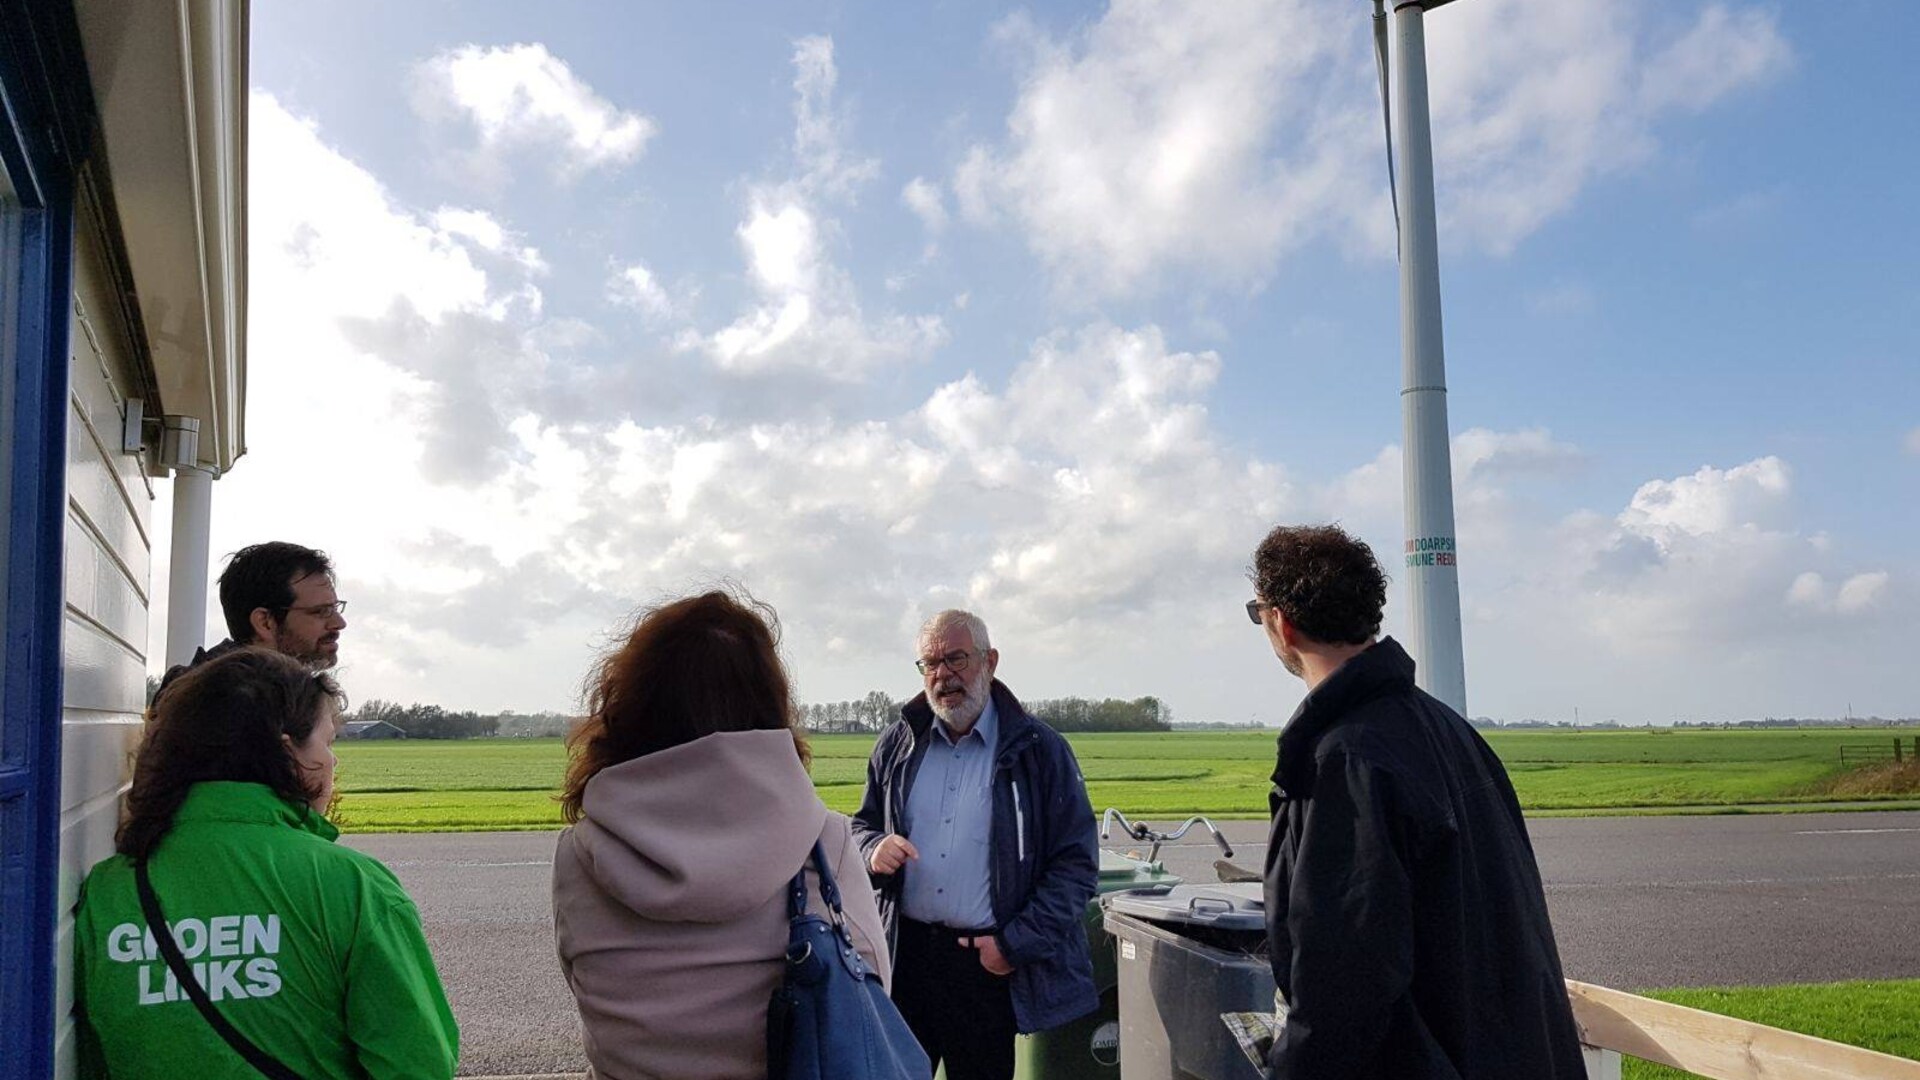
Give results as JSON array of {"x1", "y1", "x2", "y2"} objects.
[{"x1": 1273, "y1": 637, "x2": 1417, "y2": 793}]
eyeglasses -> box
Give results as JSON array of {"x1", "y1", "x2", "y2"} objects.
[
  {"x1": 277, "y1": 600, "x2": 348, "y2": 620},
  {"x1": 1245, "y1": 599, "x2": 1268, "y2": 625},
  {"x1": 915, "y1": 650, "x2": 978, "y2": 676}
]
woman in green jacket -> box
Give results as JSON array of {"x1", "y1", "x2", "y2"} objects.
[{"x1": 74, "y1": 648, "x2": 459, "y2": 1079}]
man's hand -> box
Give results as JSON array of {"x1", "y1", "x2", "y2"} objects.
[
  {"x1": 962, "y1": 934, "x2": 1013, "y2": 976},
  {"x1": 868, "y1": 834, "x2": 919, "y2": 875}
]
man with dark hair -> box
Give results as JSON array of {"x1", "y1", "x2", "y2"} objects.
[
  {"x1": 156, "y1": 542, "x2": 347, "y2": 700},
  {"x1": 852, "y1": 609, "x2": 1098, "y2": 1080},
  {"x1": 1248, "y1": 524, "x2": 1586, "y2": 1080}
]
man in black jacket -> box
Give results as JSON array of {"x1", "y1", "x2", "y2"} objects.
[
  {"x1": 851, "y1": 609, "x2": 1098, "y2": 1080},
  {"x1": 1249, "y1": 524, "x2": 1587, "y2": 1079}
]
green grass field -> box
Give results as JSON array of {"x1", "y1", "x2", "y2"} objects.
[
  {"x1": 1622, "y1": 980, "x2": 1920, "y2": 1078},
  {"x1": 330, "y1": 728, "x2": 1920, "y2": 832}
]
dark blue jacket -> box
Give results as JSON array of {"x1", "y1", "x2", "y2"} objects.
[
  {"x1": 851, "y1": 680, "x2": 1099, "y2": 1034},
  {"x1": 1264, "y1": 638, "x2": 1587, "y2": 1080}
]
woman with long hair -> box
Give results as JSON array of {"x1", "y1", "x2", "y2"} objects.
[
  {"x1": 552, "y1": 590, "x2": 889, "y2": 1079},
  {"x1": 73, "y1": 647, "x2": 458, "y2": 1079}
]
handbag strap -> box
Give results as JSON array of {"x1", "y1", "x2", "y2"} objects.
[
  {"x1": 134, "y1": 860, "x2": 306, "y2": 1080},
  {"x1": 786, "y1": 840, "x2": 844, "y2": 921}
]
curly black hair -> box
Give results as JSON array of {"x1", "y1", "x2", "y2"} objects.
[{"x1": 1249, "y1": 524, "x2": 1389, "y2": 646}]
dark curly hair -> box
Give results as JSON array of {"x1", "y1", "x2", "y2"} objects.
[
  {"x1": 1250, "y1": 524, "x2": 1389, "y2": 646},
  {"x1": 561, "y1": 589, "x2": 808, "y2": 824},
  {"x1": 118, "y1": 648, "x2": 345, "y2": 862}
]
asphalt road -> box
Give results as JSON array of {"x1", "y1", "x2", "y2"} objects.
[{"x1": 345, "y1": 810, "x2": 1920, "y2": 1077}]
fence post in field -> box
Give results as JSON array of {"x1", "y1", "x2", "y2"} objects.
[{"x1": 1897, "y1": 738, "x2": 1903, "y2": 764}]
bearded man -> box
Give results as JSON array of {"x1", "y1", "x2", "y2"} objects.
[
  {"x1": 154, "y1": 541, "x2": 348, "y2": 702},
  {"x1": 851, "y1": 609, "x2": 1097, "y2": 1080}
]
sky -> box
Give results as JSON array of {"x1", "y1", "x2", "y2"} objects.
[{"x1": 150, "y1": 0, "x2": 1919, "y2": 725}]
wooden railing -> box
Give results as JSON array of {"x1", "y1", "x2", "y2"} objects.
[{"x1": 1568, "y1": 980, "x2": 1920, "y2": 1080}]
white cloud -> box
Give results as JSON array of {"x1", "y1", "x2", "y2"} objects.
[
  {"x1": 1453, "y1": 427, "x2": 1584, "y2": 480},
  {"x1": 1786, "y1": 571, "x2": 1827, "y2": 610},
  {"x1": 956, "y1": 0, "x2": 1353, "y2": 297},
  {"x1": 958, "y1": 0, "x2": 1792, "y2": 297},
  {"x1": 1636, "y1": 4, "x2": 1793, "y2": 113},
  {"x1": 609, "y1": 262, "x2": 677, "y2": 323},
  {"x1": 903, "y1": 177, "x2": 947, "y2": 234},
  {"x1": 1790, "y1": 571, "x2": 1893, "y2": 616},
  {"x1": 189, "y1": 94, "x2": 627, "y2": 709},
  {"x1": 1837, "y1": 572, "x2": 1891, "y2": 614},
  {"x1": 691, "y1": 38, "x2": 945, "y2": 379},
  {"x1": 558, "y1": 324, "x2": 1299, "y2": 670},
  {"x1": 219, "y1": 64, "x2": 1904, "y2": 728},
  {"x1": 413, "y1": 43, "x2": 656, "y2": 179},
  {"x1": 1218, "y1": 432, "x2": 1910, "y2": 721},
  {"x1": 902, "y1": 177, "x2": 948, "y2": 262},
  {"x1": 1618, "y1": 457, "x2": 1790, "y2": 539},
  {"x1": 1419, "y1": 1, "x2": 1787, "y2": 254},
  {"x1": 223, "y1": 94, "x2": 1300, "y2": 712},
  {"x1": 1315, "y1": 427, "x2": 1582, "y2": 536},
  {"x1": 1473, "y1": 454, "x2": 1895, "y2": 666},
  {"x1": 791, "y1": 36, "x2": 879, "y2": 197}
]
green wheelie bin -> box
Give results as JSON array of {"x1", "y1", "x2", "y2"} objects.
[{"x1": 1011, "y1": 848, "x2": 1183, "y2": 1079}]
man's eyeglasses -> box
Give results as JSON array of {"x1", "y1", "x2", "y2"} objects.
[
  {"x1": 915, "y1": 650, "x2": 978, "y2": 676},
  {"x1": 1245, "y1": 599, "x2": 1269, "y2": 625},
  {"x1": 277, "y1": 600, "x2": 348, "y2": 620}
]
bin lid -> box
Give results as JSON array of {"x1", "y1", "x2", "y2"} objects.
[
  {"x1": 1098, "y1": 849, "x2": 1180, "y2": 888},
  {"x1": 1102, "y1": 882, "x2": 1266, "y2": 931}
]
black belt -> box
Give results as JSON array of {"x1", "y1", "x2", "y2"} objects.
[{"x1": 901, "y1": 916, "x2": 998, "y2": 945}]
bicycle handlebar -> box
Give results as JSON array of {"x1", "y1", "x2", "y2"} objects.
[{"x1": 1099, "y1": 809, "x2": 1234, "y2": 860}]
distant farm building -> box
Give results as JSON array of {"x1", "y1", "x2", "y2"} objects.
[{"x1": 340, "y1": 720, "x2": 407, "y2": 741}]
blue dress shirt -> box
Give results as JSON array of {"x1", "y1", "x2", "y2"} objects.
[{"x1": 899, "y1": 697, "x2": 999, "y2": 928}]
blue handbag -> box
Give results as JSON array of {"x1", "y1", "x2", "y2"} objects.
[{"x1": 767, "y1": 841, "x2": 930, "y2": 1080}]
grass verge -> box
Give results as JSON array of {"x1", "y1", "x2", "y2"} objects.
[
  {"x1": 330, "y1": 730, "x2": 1920, "y2": 832},
  {"x1": 1621, "y1": 980, "x2": 1920, "y2": 1078}
]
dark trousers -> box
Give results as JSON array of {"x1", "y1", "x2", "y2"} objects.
[{"x1": 893, "y1": 917, "x2": 1018, "y2": 1080}]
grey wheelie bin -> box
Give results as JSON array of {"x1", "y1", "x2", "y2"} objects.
[
  {"x1": 1101, "y1": 883, "x2": 1275, "y2": 1080},
  {"x1": 1009, "y1": 849, "x2": 1181, "y2": 1079}
]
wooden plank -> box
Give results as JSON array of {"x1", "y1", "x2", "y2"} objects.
[
  {"x1": 61, "y1": 614, "x2": 145, "y2": 715},
  {"x1": 1566, "y1": 980, "x2": 1920, "y2": 1080}
]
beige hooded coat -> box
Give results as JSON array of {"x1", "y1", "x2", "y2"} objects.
[{"x1": 552, "y1": 728, "x2": 889, "y2": 1080}]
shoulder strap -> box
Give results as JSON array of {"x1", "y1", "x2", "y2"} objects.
[
  {"x1": 809, "y1": 840, "x2": 842, "y2": 914},
  {"x1": 785, "y1": 840, "x2": 844, "y2": 921},
  {"x1": 134, "y1": 860, "x2": 306, "y2": 1080}
]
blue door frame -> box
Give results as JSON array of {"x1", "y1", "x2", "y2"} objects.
[{"x1": 0, "y1": 1, "x2": 86, "y2": 1075}]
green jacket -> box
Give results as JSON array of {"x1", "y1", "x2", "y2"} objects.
[{"x1": 74, "y1": 782, "x2": 459, "y2": 1079}]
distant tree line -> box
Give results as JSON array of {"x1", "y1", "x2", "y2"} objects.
[
  {"x1": 342, "y1": 692, "x2": 1179, "y2": 740},
  {"x1": 798, "y1": 692, "x2": 898, "y2": 733},
  {"x1": 1028, "y1": 696, "x2": 1171, "y2": 733},
  {"x1": 794, "y1": 693, "x2": 1174, "y2": 734},
  {"x1": 348, "y1": 700, "x2": 575, "y2": 740}
]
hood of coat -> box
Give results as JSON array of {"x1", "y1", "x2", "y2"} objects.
[{"x1": 570, "y1": 727, "x2": 826, "y2": 923}]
